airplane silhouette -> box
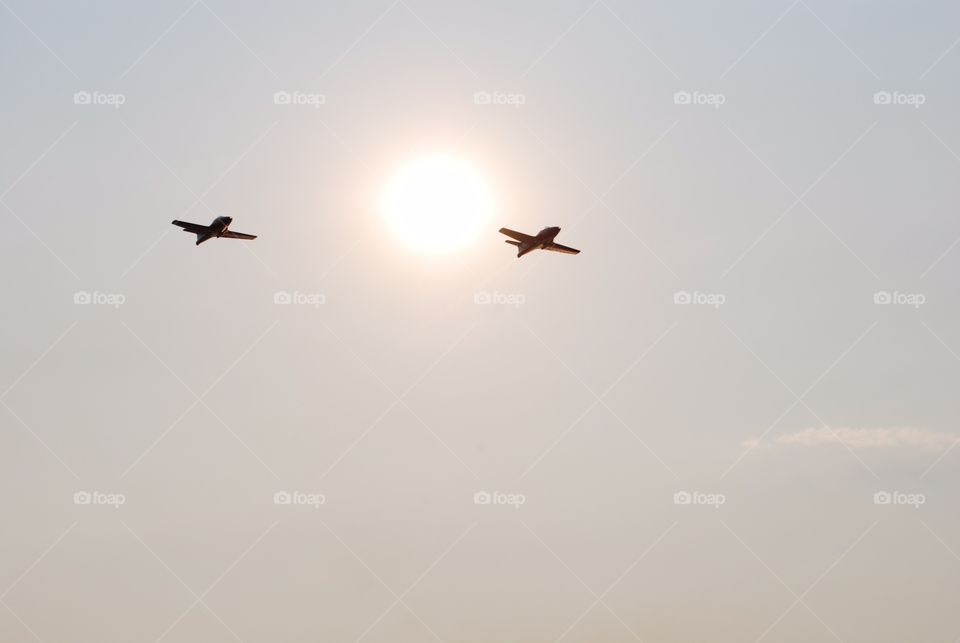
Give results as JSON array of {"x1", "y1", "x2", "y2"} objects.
[
  {"x1": 499, "y1": 226, "x2": 580, "y2": 258},
  {"x1": 172, "y1": 216, "x2": 257, "y2": 245}
]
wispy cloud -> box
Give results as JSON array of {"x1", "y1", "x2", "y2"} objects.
[{"x1": 745, "y1": 427, "x2": 959, "y2": 451}]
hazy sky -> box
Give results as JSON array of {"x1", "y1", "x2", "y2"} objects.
[{"x1": 3, "y1": 1, "x2": 960, "y2": 641}]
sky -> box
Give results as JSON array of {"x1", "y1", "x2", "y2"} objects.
[{"x1": 3, "y1": 0, "x2": 960, "y2": 641}]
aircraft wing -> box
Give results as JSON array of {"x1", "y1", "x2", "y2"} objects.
[
  {"x1": 543, "y1": 242, "x2": 580, "y2": 255},
  {"x1": 221, "y1": 230, "x2": 257, "y2": 240},
  {"x1": 499, "y1": 228, "x2": 535, "y2": 243},
  {"x1": 172, "y1": 220, "x2": 210, "y2": 233}
]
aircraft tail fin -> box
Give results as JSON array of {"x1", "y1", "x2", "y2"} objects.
[{"x1": 504, "y1": 240, "x2": 521, "y2": 247}]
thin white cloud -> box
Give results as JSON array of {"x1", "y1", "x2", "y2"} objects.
[{"x1": 746, "y1": 426, "x2": 959, "y2": 450}]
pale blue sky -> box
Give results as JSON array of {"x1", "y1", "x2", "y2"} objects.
[{"x1": 3, "y1": 1, "x2": 960, "y2": 641}]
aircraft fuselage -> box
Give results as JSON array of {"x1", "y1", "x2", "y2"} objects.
[
  {"x1": 517, "y1": 227, "x2": 561, "y2": 257},
  {"x1": 212, "y1": 216, "x2": 233, "y2": 236},
  {"x1": 196, "y1": 216, "x2": 233, "y2": 244}
]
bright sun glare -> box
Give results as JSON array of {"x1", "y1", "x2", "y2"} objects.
[{"x1": 382, "y1": 155, "x2": 494, "y2": 253}]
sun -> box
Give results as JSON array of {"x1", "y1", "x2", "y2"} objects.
[{"x1": 382, "y1": 155, "x2": 494, "y2": 253}]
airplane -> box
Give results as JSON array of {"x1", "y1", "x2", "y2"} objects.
[
  {"x1": 171, "y1": 216, "x2": 257, "y2": 245},
  {"x1": 499, "y1": 226, "x2": 580, "y2": 258}
]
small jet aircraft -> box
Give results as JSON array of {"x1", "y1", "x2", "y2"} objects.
[
  {"x1": 499, "y1": 226, "x2": 580, "y2": 258},
  {"x1": 172, "y1": 216, "x2": 257, "y2": 245}
]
